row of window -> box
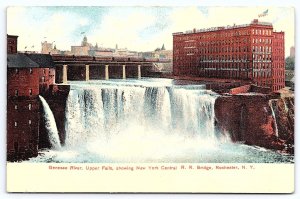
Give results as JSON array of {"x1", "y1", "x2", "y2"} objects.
[
  {"x1": 274, "y1": 34, "x2": 284, "y2": 39},
  {"x1": 252, "y1": 29, "x2": 272, "y2": 36},
  {"x1": 272, "y1": 63, "x2": 285, "y2": 69},
  {"x1": 174, "y1": 67, "x2": 252, "y2": 78},
  {"x1": 14, "y1": 120, "x2": 32, "y2": 127},
  {"x1": 198, "y1": 38, "x2": 251, "y2": 45},
  {"x1": 252, "y1": 38, "x2": 272, "y2": 44},
  {"x1": 197, "y1": 46, "x2": 251, "y2": 53},
  {"x1": 201, "y1": 70, "x2": 245, "y2": 78},
  {"x1": 175, "y1": 28, "x2": 273, "y2": 42},
  {"x1": 273, "y1": 56, "x2": 285, "y2": 62},
  {"x1": 273, "y1": 79, "x2": 285, "y2": 85},
  {"x1": 272, "y1": 85, "x2": 284, "y2": 91},
  {"x1": 199, "y1": 55, "x2": 249, "y2": 60},
  {"x1": 273, "y1": 42, "x2": 284, "y2": 47},
  {"x1": 176, "y1": 45, "x2": 272, "y2": 55},
  {"x1": 175, "y1": 37, "x2": 252, "y2": 47},
  {"x1": 14, "y1": 89, "x2": 33, "y2": 96},
  {"x1": 253, "y1": 71, "x2": 272, "y2": 78},
  {"x1": 273, "y1": 70, "x2": 285, "y2": 77},
  {"x1": 14, "y1": 68, "x2": 47, "y2": 75},
  {"x1": 14, "y1": 103, "x2": 32, "y2": 110},
  {"x1": 253, "y1": 63, "x2": 272, "y2": 69},
  {"x1": 252, "y1": 46, "x2": 272, "y2": 53}
]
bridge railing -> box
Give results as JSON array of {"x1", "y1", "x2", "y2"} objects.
[{"x1": 51, "y1": 54, "x2": 171, "y2": 63}]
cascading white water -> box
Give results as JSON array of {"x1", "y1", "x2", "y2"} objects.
[
  {"x1": 39, "y1": 95, "x2": 61, "y2": 149},
  {"x1": 63, "y1": 80, "x2": 225, "y2": 161},
  {"x1": 269, "y1": 100, "x2": 279, "y2": 137},
  {"x1": 28, "y1": 79, "x2": 293, "y2": 163}
]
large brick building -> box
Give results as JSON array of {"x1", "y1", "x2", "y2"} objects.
[
  {"x1": 173, "y1": 19, "x2": 285, "y2": 91},
  {"x1": 7, "y1": 35, "x2": 55, "y2": 161}
]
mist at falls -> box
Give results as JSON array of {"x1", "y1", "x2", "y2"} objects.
[{"x1": 31, "y1": 79, "x2": 293, "y2": 163}]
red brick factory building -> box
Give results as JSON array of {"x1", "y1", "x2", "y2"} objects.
[
  {"x1": 173, "y1": 19, "x2": 285, "y2": 91},
  {"x1": 7, "y1": 35, "x2": 55, "y2": 161}
]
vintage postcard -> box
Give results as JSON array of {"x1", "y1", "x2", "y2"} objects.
[{"x1": 6, "y1": 6, "x2": 294, "y2": 193}]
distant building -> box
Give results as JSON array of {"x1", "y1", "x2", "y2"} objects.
[
  {"x1": 113, "y1": 44, "x2": 139, "y2": 57},
  {"x1": 41, "y1": 41, "x2": 61, "y2": 55},
  {"x1": 290, "y1": 46, "x2": 295, "y2": 57},
  {"x1": 71, "y1": 45, "x2": 90, "y2": 56},
  {"x1": 41, "y1": 36, "x2": 144, "y2": 58},
  {"x1": 141, "y1": 45, "x2": 172, "y2": 60},
  {"x1": 173, "y1": 19, "x2": 285, "y2": 91},
  {"x1": 7, "y1": 34, "x2": 56, "y2": 161},
  {"x1": 89, "y1": 49, "x2": 113, "y2": 57},
  {"x1": 7, "y1": 34, "x2": 18, "y2": 54}
]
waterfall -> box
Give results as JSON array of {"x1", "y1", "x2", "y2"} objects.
[
  {"x1": 269, "y1": 99, "x2": 279, "y2": 137},
  {"x1": 39, "y1": 96, "x2": 61, "y2": 149},
  {"x1": 64, "y1": 81, "x2": 223, "y2": 149},
  {"x1": 29, "y1": 80, "x2": 294, "y2": 163}
]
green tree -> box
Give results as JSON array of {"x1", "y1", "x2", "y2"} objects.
[{"x1": 285, "y1": 56, "x2": 295, "y2": 70}]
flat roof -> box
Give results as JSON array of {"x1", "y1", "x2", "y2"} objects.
[{"x1": 173, "y1": 20, "x2": 273, "y2": 36}]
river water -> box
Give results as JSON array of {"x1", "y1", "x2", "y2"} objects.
[{"x1": 32, "y1": 78, "x2": 293, "y2": 163}]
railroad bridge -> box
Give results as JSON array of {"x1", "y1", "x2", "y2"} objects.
[{"x1": 52, "y1": 55, "x2": 170, "y2": 83}]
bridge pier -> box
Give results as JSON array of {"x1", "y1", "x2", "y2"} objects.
[
  {"x1": 122, "y1": 65, "x2": 126, "y2": 79},
  {"x1": 138, "y1": 65, "x2": 141, "y2": 79},
  {"x1": 63, "y1": 64, "x2": 68, "y2": 84},
  {"x1": 105, "y1": 65, "x2": 109, "y2": 80},
  {"x1": 85, "y1": 64, "x2": 89, "y2": 81}
]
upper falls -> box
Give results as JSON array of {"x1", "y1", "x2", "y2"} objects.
[{"x1": 64, "y1": 79, "x2": 226, "y2": 150}]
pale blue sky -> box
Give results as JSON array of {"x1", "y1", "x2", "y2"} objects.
[{"x1": 7, "y1": 6, "x2": 294, "y2": 56}]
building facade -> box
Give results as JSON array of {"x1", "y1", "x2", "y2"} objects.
[
  {"x1": 7, "y1": 35, "x2": 56, "y2": 161},
  {"x1": 41, "y1": 41, "x2": 61, "y2": 55},
  {"x1": 7, "y1": 35, "x2": 18, "y2": 54},
  {"x1": 173, "y1": 19, "x2": 285, "y2": 91}
]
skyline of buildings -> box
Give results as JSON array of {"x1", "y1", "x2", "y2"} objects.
[
  {"x1": 7, "y1": 7, "x2": 294, "y2": 58},
  {"x1": 40, "y1": 35, "x2": 173, "y2": 60}
]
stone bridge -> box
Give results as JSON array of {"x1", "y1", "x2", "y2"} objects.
[{"x1": 53, "y1": 56, "x2": 170, "y2": 83}]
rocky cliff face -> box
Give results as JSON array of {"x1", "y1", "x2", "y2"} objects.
[
  {"x1": 214, "y1": 94, "x2": 294, "y2": 153},
  {"x1": 270, "y1": 97, "x2": 294, "y2": 153}
]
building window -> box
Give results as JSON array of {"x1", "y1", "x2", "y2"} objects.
[
  {"x1": 14, "y1": 121, "x2": 18, "y2": 127},
  {"x1": 15, "y1": 90, "x2": 18, "y2": 97},
  {"x1": 14, "y1": 105, "x2": 18, "y2": 110},
  {"x1": 29, "y1": 68, "x2": 33, "y2": 74},
  {"x1": 43, "y1": 69, "x2": 46, "y2": 75},
  {"x1": 29, "y1": 103, "x2": 32, "y2": 110},
  {"x1": 29, "y1": 89, "x2": 32, "y2": 96}
]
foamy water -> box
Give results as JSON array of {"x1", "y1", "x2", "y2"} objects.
[{"x1": 31, "y1": 79, "x2": 293, "y2": 163}]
